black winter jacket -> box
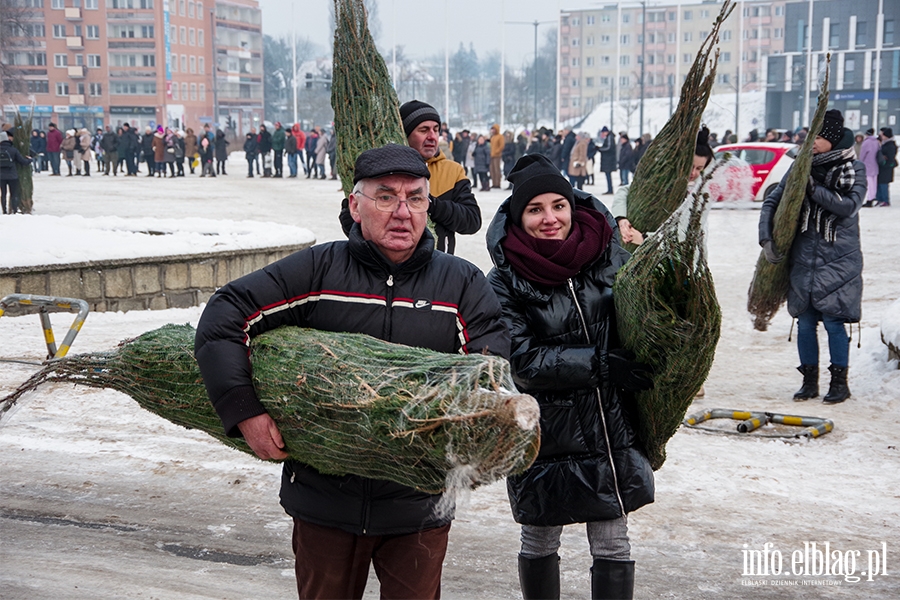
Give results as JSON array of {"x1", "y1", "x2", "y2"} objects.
[
  {"x1": 486, "y1": 190, "x2": 654, "y2": 526},
  {"x1": 759, "y1": 160, "x2": 866, "y2": 322},
  {"x1": 0, "y1": 140, "x2": 31, "y2": 180},
  {"x1": 878, "y1": 139, "x2": 897, "y2": 185},
  {"x1": 195, "y1": 226, "x2": 510, "y2": 536}
]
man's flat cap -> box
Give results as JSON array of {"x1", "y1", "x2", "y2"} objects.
[{"x1": 353, "y1": 144, "x2": 431, "y2": 183}]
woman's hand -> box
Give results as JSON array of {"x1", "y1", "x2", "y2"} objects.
[{"x1": 618, "y1": 219, "x2": 644, "y2": 245}]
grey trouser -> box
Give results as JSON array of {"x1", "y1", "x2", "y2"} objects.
[{"x1": 520, "y1": 516, "x2": 631, "y2": 561}]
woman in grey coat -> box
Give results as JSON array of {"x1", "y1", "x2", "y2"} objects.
[{"x1": 758, "y1": 110, "x2": 866, "y2": 404}]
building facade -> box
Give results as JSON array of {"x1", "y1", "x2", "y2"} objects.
[
  {"x1": 1, "y1": 0, "x2": 262, "y2": 134},
  {"x1": 765, "y1": 0, "x2": 899, "y2": 132},
  {"x1": 213, "y1": 0, "x2": 264, "y2": 134},
  {"x1": 559, "y1": 0, "x2": 787, "y2": 125}
]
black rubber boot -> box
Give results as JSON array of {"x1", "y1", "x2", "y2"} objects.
[
  {"x1": 518, "y1": 553, "x2": 560, "y2": 600},
  {"x1": 793, "y1": 364, "x2": 819, "y2": 400},
  {"x1": 823, "y1": 365, "x2": 850, "y2": 403},
  {"x1": 591, "y1": 558, "x2": 634, "y2": 600}
]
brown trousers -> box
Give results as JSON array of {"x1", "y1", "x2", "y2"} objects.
[
  {"x1": 292, "y1": 517, "x2": 450, "y2": 599},
  {"x1": 490, "y1": 156, "x2": 502, "y2": 188}
]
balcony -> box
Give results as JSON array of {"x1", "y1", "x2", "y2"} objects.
[
  {"x1": 68, "y1": 65, "x2": 86, "y2": 78},
  {"x1": 69, "y1": 94, "x2": 85, "y2": 105},
  {"x1": 65, "y1": 7, "x2": 82, "y2": 19},
  {"x1": 66, "y1": 36, "x2": 84, "y2": 49}
]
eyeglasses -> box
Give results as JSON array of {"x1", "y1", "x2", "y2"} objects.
[{"x1": 357, "y1": 191, "x2": 430, "y2": 213}]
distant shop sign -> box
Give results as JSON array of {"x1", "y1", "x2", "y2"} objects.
[
  {"x1": 109, "y1": 106, "x2": 157, "y2": 115},
  {"x1": 3, "y1": 105, "x2": 53, "y2": 114}
]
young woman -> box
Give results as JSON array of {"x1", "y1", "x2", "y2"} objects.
[
  {"x1": 759, "y1": 109, "x2": 866, "y2": 403},
  {"x1": 487, "y1": 154, "x2": 655, "y2": 600}
]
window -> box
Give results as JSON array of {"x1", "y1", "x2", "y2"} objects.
[
  {"x1": 600, "y1": 76, "x2": 609, "y2": 85},
  {"x1": 190, "y1": 83, "x2": 197, "y2": 100},
  {"x1": 139, "y1": 0, "x2": 153, "y2": 7},
  {"x1": 86, "y1": 25, "x2": 99, "y2": 39},
  {"x1": 141, "y1": 25, "x2": 154, "y2": 38},
  {"x1": 171, "y1": 53, "x2": 178, "y2": 71},
  {"x1": 571, "y1": 38, "x2": 579, "y2": 47},
  {"x1": 111, "y1": 82, "x2": 157, "y2": 94},
  {"x1": 197, "y1": 1, "x2": 203, "y2": 19},
  {"x1": 600, "y1": 34, "x2": 610, "y2": 44},
  {"x1": 188, "y1": 0, "x2": 194, "y2": 17},
  {"x1": 189, "y1": 28, "x2": 195, "y2": 45},
  {"x1": 571, "y1": 17, "x2": 580, "y2": 26},
  {"x1": 620, "y1": 55, "x2": 630, "y2": 65},
  {"x1": 199, "y1": 83, "x2": 205, "y2": 100},
  {"x1": 198, "y1": 56, "x2": 204, "y2": 74},
  {"x1": 722, "y1": 30, "x2": 732, "y2": 41},
  {"x1": 683, "y1": 53, "x2": 691, "y2": 63},
  {"x1": 29, "y1": 52, "x2": 48, "y2": 66},
  {"x1": 586, "y1": 16, "x2": 595, "y2": 25},
  {"x1": 667, "y1": 54, "x2": 675, "y2": 64},
  {"x1": 53, "y1": 24, "x2": 66, "y2": 38},
  {"x1": 856, "y1": 21, "x2": 867, "y2": 47},
  {"x1": 170, "y1": 25, "x2": 176, "y2": 41},
  {"x1": 586, "y1": 56, "x2": 594, "y2": 66},
  {"x1": 621, "y1": 34, "x2": 630, "y2": 45},
  {"x1": 144, "y1": 54, "x2": 155, "y2": 67},
  {"x1": 111, "y1": 0, "x2": 133, "y2": 7},
  {"x1": 622, "y1": 13, "x2": 630, "y2": 24},
  {"x1": 198, "y1": 30, "x2": 204, "y2": 47},
  {"x1": 586, "y1": 36, "x2": 594, "y2": 46},
  {"x1": 172, "y1": 82, "x2": 179, "y2": 100},
  {"x1": 85, "y1": 0, "x2": 97, "y2": 7},
  {"x1": 181, "y1": 54, "x2": 187, "y2": 71},
  {"x1": 22, "y1": 0, "x2": 44, "y2": 6},
  {"x1": 775, "y1": 6, "x2": 784, "y2": 16},
  {"x1": 111, "y1": 25, "x2": 135, "y2": 38},
  {"x1": 668, "y1": 32, "x2": 675, "y2": 43},
  {"x1": 601, "y1": 55, "x2": 610, "y2": 65},
  {"x1": 684, "y1": 10, "x2": 692, "y2": 21},
  {"x1": 721, "y1": 52, "x2": 731, "y2": 63},
  {"x1": 774, "y1": 28, "x2": 784, "y2": 39},
  {"x1": 717, "y1": 74, "x2": 730, "y2": 85},
  {"x1": 189, "y1": 55, "x2": 196, "y2": 73},
  {"x1": 180, "y1": 27, "x2": 187, "y2": 45},
  {"x1": 571, "y1": 78, "x2": 579, "y2": 87},
  {"x1": 571, "y1": 57, "x2": 579, "y2": 67},
  {"x1": 619, "y1": 75, "x2": 629, "y2": 87},
  {"x1": 29, "y1": 80, "x2": 50, "y2": 93},
  {"x1": 684, "y1": 32, "x2": 692, "y2": 42},
  {"x1": 54, "y1": 53, "x2": 68, "y2": 67},
  {"x1": 668, "y1": 11, "x2": 676, "y2": 21},
  {"x1": 76, "y1": 82, "x2": 85, "y2": 95},
  {"x1": 601, "y1": 14, "x2": 610, "y2": 23},
  {"x1": 51, "y1": 0, "x2": 63, "y2": 8},
  {"x1": 55, "y1": 82, "x2": 69, "y2": 95},
  {"x1": 88, "y1": 54, "x2": 101, "y2": 67},
  {"x1": 700, "y1": 31, "x2": 709, "y2": 39},
  {"x1": 179, "y1": 0, "x2": 185, "y2": 16},
  {"x1": 700, "y1": 9, "x2": 709, "y2": 18},
  {"x1": 181, "y1": 82, "x2": 188, "y2": 99},
  {"x1": 637, "y1": 34, "x2": 643, "y2": 44},
  {"x1": 74, "y1": 54, "x2": 84, "y2": 66},
  {"x1": 885, "y1": 20, "x2": 895, "y2": 46},
  {"x1": 829, "y1": 23, "x2": 840, "y2": 49},
  {"x1": 571, "y1": 98, "x2": 579, "y2": 107}
]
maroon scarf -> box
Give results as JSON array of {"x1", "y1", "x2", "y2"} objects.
[{"x1": 502, "y1": 206, "x2": 613, "y2": 287}]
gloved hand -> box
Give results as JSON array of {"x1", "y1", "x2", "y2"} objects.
[
  {"x1": 604, "y1": 349, "x2": 655, "y2": 392},
  {"x1": 762, "y1": 240, "x2": 783, "y2": 264}
]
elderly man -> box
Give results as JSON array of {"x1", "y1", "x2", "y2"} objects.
[
  {"x1": 340, "y1": 101, "x2": 481, "y2": 255},
  {"x1": 195, "y1": 144, "x2": 510, "y2": 600}
]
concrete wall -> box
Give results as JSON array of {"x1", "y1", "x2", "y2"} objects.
[{"x1": 0, "y1": 243, "x2": 313, "y2": 314}]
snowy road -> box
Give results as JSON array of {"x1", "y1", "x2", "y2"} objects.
[{"x1": 1, "y1": 167, "x2": 899, "y2": 598}]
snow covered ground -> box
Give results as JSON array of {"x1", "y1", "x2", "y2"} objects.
[{"x1": 1, "y1": 158, "x2": 899, "y2": 599}]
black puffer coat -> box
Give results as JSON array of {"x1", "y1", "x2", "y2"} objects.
[
  {"x1": 759, "y1": 160, "x2": 866, "y2": 322},
  {"x1": 487, "y1": 190, "x2": 655, "y2": 526}
]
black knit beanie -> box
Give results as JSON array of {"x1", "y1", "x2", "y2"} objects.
[
  {"x1": 507, "y1": 154, "x2": 575, "y2": 226},
  {"x1": 399, "y1": 100, "x2": 441, "y2": 137},
  {"x1": 819, "y1": 109, "x2": 844, "y2": 148}
]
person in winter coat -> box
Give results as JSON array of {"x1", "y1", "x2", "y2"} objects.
[
  {"x1": 101, "y1": 125, "x2": 120, "y2": 176},
  {"x1": 271, "y1": 122, "x2": 286, "y2": 178},
  {"x1": 0, "y1": 130, "x2": 33, "y2": 214},
  {"x1": 243, "y1": 132, "x2": 258, "y2": 178},
  {"x1": 91, "y1": 128, "x2": 104, "y2": 172},
  {"x1": 77, "y1": 128, "x2": 93, "y2": 176},
  {"x1": 759, "y1": 110, "x2": 866, "y2": 404},
  {"x1": 46, "y1": 122, "x2": 63, "y2": 175},
  {"x1": 214, "y1": 129, "x2": 229, "y2": 175},
  {"x1": 501, "y1": 131, "x2": 517, "y2": 188},
  {"x1": 633, "y1": 134, "x2": 651, "y2": 166},
  {"x1": 597, "y1": 127, "x2": 617, "y2": 195},
  {"x1": 304, "y1": 129, "x2": 318, "y2": 178},
  {"x1": 118, "y1": 122, "x2": 139, "y2": 175},
  {"x1": 285, "y1": 129, "x2": 298, "y2": 177},
  {"x1": 194, "y1": 144, "x2": 510, "y2": 600},
  {"x1": 617, "y1": 134, "x2": 636, "y2": 186},
  {"x1": 465, "y1": 133, "x2": 477, "y2": 184},
  {"x1": 163, "y1": 127, "x2": 178, "y2": 177},
  {"x1": 140, "y1": 127, "x2": 154, "y2": 176},
  {"x1": 151, "y1": 126, "x2": 167, "y2": 177},
  {"x1": 876, "y1": 127, "x2": 897, "y2": 206},
  {"x1": 326, "y1": 129, "x2": 338, "y2": 179},
  {"x1": 199, "y1": 135, "x2": 216, "y2": 177},
  {"x1": 472, "y1": 135, "x2": 491, "y2": 192},
  {"x1": 30, "y1": 129, "x2": 46, "y2": 173},
  {"x1": 489, "y1": 123, "x2": 505, "y2": 188},
  {"x1": 858, "y1": 129, "x2": 880, "y2": 206},
  {"x1": 567, "y1": 133, "x2": 590, "y2": 190},
  {"x1": 60, "y1": 130, "x2": 77, "y2": 176},
  {"x1": 292, "y1": 124, "x2": 306, "y2": 176},
  {"x1": 258, "y1": 124, "x2": 273, "y2": 177},
  {"x1": 315, "y1": 130, "x2": 329, "y2": 179},
  {"x1": 175, "y1": 130, "x2": 187, "y2": 176},
  {"x1": 184, "y1": 128, "x2": 199, "y2": 175},
  {"x1": 487, "y1": 153, "x2": 655, "y2": 600},
  {"x1": 559, "y1": 129, "x2": 577, "y2": 174}
]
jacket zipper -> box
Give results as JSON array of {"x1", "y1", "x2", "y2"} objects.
[
  {"x1": 384, "y1": 275, "x2": 394, "y2": 341},
  {"x1": 361, "y1": 477, "x2": 371, "y2": 535},
  {"x1": 566, "y1": 278, "x2": 627, "y2": 518}
]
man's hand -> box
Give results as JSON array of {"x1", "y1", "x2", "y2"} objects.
[
  {"x1": 762, "y1": 240, "x2": 783, "y2": 264},
  {"x1": 237, "y1": 414, "x2": 288, "y2": 461}
]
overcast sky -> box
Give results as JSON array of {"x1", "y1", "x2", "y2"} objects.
[{"x1": 259, "y1": 0, "x2": 597, "y2": 68}]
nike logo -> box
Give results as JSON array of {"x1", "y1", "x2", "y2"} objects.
[{"x1": 414, "y1": 299, "x2": 432, "y2": 310}]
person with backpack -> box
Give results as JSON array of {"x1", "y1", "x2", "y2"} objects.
[{"x1": 0, "y1": 131, "x2": 33, "y2": 214}]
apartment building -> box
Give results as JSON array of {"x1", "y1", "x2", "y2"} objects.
[
  {"x1": 1, "y1": 0, "x2": 262, "y2": 133},
  {"x1": 765, "y1": 0, "x2": 899, "y2": 131},
  {"x1": 213, "y1": 0, "x2": 263, "y2": 134},
  {"x1": 559, "y1": 0, "x2": 787, "y2": 123}
]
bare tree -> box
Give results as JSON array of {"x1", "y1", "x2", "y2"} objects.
[{"x1": 0, "y1": 0, "x2": 40, "y2": 97}]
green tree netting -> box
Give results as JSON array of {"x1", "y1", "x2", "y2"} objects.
[
  {"x1": 624, "y1": 0, "x2": 734, "y2": 251},
  {"x1": 614, "y1": 170, "x2": 723, "y2": 471},
  {"x1": 331, "y1": 0, "x2": 406, "y2": 197},
  {"x1": 0, "y1": 325, "x2": 541, "y2": 494},
  {"x1": 12, "y1": 111, "x2": 34, "y2": 214},
  {"x1": 747, "y1": 60, "x2": 831, "y2": 331}
]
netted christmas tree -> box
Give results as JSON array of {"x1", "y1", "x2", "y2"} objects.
[
  {"x1": 623, "y1": 0, "x2": 734, "y2": 251},
  {"x1": 331, "y1": 0, "x2": 406, "y2": 197},
  {"x1": 12, "y1": 111, "x2": 34, "y2": 214},
  {"x1": 1, "y1": 325, "x2": 540, "y2": 494},
  {"x1": 747, "y1": 59, "x2": 831, "y2": 331}
]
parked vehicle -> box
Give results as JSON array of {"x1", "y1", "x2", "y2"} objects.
[{"x1": 714, "y1": 142, "x2": 798, "y2": 201}]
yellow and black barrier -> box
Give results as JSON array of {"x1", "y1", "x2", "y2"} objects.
[
  {"x1": 0, "y1": 294, "x2": 90, "y2": 359},
  {"x1": 683, "y1": 408, "x2": 834, "y2": 439}
]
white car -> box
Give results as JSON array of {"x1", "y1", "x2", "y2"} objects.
[{"x1": 713, "y1": 142, "x2": 799, "y2": 202}]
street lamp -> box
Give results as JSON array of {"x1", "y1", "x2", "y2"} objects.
[{"x1": 505, "y1": 19, "x2": 554, "y2": 131}]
